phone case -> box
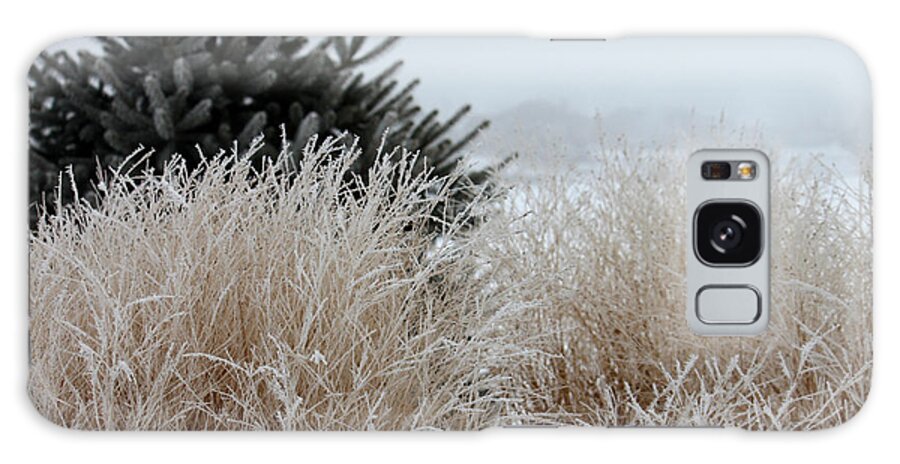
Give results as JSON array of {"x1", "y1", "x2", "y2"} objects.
[{"x1": 27, "y1": 36, "x2": 872, "y2": 431}]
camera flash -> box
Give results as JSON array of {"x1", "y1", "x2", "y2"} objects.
[{"x1": 737, "y1": 162, "x2": 756, "y2": 180}]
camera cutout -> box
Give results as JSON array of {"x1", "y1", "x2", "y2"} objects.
[{"x1": 686, "y1": 150, "x2": 770, "y2": 336}]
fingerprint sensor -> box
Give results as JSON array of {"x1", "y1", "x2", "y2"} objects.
[{"x1": 696, "y1": 286, "x2": 761, "y2": 325}]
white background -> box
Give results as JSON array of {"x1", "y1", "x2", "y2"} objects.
[{"x1": 1, "y1": 1, "x2": 895, "y2": 463}]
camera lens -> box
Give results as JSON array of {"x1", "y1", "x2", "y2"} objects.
[
  {"x1": 710, "y1": 218, "x2": 743, "y2": 251},
  {"x1": 695, "y1": 202, "x2": 762, "y2": 266}
]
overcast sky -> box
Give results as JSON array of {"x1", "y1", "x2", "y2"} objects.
[
  {"x1": 379, "y1": 37, "x2": 871, "y2": 155},
  {"x1": 48, "y1": 36, "x2": 872, "y2": 167}
]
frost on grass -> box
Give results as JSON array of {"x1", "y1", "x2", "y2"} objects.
[
  {"x1": 486, "y1": 142, "x2": 872, "y2": 430},
  {"x1": 28, "y1": 134, "x2": 871, "y2": 430},
  {"x1": 28, "y1": 137, "x2": 544, "y2": 430}
]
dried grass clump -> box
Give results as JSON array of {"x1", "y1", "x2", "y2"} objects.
[
  {"x1": 28, "y1": 137, "x2": 544, "y2": 430},
  {"x1": 489, "y1": 142, "x2": 872, "y2": 430},
  {"x1": 29, "y1": 132, "x2": 872, "y2": 431}
]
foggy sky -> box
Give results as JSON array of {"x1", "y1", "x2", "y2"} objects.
[
  {"x1": 46, "y1": 36, "x2": 872, "y2": 162},
  {"x1": 379, "y1": 37, "x2": 871, "y2": 157}
]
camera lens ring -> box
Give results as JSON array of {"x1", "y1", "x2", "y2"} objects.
[{"x1": 693, "y1": 201, "x2": 763, "y2": 267}]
